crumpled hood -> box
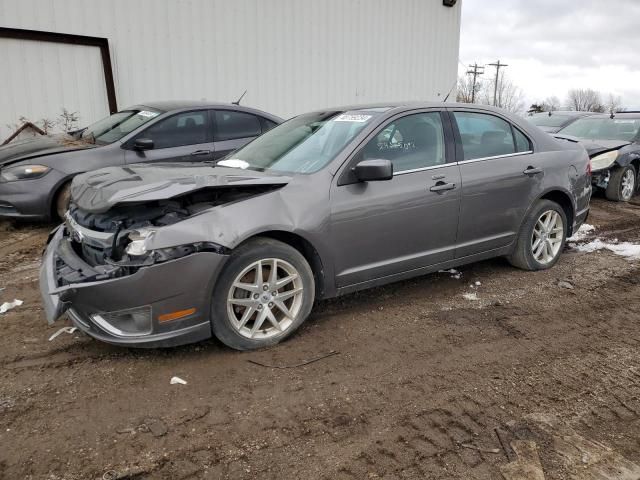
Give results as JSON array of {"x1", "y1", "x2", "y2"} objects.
[
  {"x1": 71, "y1": 163, "x2": 292, "y2": 213},
  {"x1": 553, "y1": 134, "x2": 631, "y2": 157},
  {"x1": 0, "y1": 134, "x2": 96, "y2": 167}
]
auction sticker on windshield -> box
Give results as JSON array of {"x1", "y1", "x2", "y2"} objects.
[{"x1": 334, "y1": 114, "x2": 372, "y2": 122}]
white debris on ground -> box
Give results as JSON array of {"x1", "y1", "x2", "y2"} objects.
[
  {"x1": 48, "y1": 326, "x2": 78, "y2": 341},
  {"x1": 438, "y1": 268, "x2": 462, "y2": 279},
  {"x1": 474, "y1": 281, "x2": 481, "y2": 286},
  {"x1": 567, "y1": 223, "x2": 596, "y2": 241},
  {"x1": 463, "y1": 292, "x2": 479, "y2": 301},
  {"x1": 573, "y1": 239, "x2": 640, "y2": 259},
  {"x1": 0, "y1": 299, "x2": 23, "y2": 314},
  {"x1": 568, "y1": 223, "x2": 640, "y2": 260},
  {"x1": 170, "y1": 376, "x2": 187, "y2": 385}
]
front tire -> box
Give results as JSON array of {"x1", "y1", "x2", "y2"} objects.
[
  {"x1": 54, "y1": 181, "x2": 72, "y2": 220},
  {"x1": 509, "y1": 200, "x2": 567, "y2": 271},
  {"x1": 211, "y1": 238, "x2": 315, "y2": 350},
  {"x1": 606, "y1": 164, "x2": 636, "y2": 202}
]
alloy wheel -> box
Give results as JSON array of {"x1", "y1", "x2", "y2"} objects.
[
  {"x1": 531, "y1": 209, "x2": 564, "y2": 265},
  {"x1": 227, "y1": 258, "x2": 304, "y2": 339},
  {"x1": 621, "y1": 168, "x2": 635, "y2": 201}
]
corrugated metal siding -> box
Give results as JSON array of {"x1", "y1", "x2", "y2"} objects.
[
  {"x1": 0, "y1": 0, "x2": 460, "y2": 139},
  {"x1": 0, "y1": 37, "x2": 109, "y2": 139}
]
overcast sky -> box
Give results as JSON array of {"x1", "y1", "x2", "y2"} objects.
[{"x1": 459, "y1": 0, "x2": 640, "y2": 108}]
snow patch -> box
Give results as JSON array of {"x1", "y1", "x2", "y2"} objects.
[
  {"x1": 573, "y1": 238, "x2": 640, "y2": 259},
  {"x1": 568, "y1": 223, "x2": 595, "y2": 241}
]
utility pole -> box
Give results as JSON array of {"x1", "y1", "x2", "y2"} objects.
[
  {"x1": 488, "y1": 60, "x2": 508, "y2": 107},
  {"x1": 466, "y1": 63, "x2": 484, "y2": 103}
]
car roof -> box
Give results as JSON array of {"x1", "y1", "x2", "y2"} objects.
[
  {"x1": 305, "y1": 102, "x2": 517, "y2": 116},
  {"x1": 580, "y1": 112, "x2": 640, "y2": 119},
  {"x1": 530, "y1": 110, "x2": 592, "y2": 117},
  {"x1": 124, "y1": 100, "x2": 283, "y2": 122}
]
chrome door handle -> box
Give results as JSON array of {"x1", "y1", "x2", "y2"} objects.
[
  {"x1": 523, "y1": 166, "x2": 542, "y2": 175},
  {"x1": 430, "y1": 182, "x2": 456, "y2": 192},
  {"x1": 191, "y1": 150, "x2": 212, "y2": 156}
]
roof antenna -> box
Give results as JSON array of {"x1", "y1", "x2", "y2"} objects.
[
  {"x1": 443, "y1": 78, "x2": 457, "y2": 102},
  {"x1": 232, "y1": 90, "x2": 247, "y2": 105}
]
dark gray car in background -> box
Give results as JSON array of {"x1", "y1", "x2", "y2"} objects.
[
  {"x1": 527, "y1": 110, "x2": 592, "y2": 133},
  {"x1": 40, "y1": 103, "x2": 591, "y2": 350},
  {"x1": 555, "y1": 113, "x2": 640, "y2": 202},
  {"x1": 0, "y1": 101, "x2": 281, "y2": 220}
]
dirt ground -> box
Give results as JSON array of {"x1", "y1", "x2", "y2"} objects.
[{"x1": 2, "y1": 196, "x2": 640, "y2": 479}]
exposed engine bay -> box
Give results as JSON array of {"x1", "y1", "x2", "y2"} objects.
[{"x1": 55, "y1": 185, "x2": 280, "y2": 286}]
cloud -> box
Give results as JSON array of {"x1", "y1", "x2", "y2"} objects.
[{"x1": 460, "y1": 0, "x2": 640, "y2": 106}]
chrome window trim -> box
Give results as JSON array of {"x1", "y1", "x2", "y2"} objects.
[
  {"x1": 394, "y1": 163, "x2": 450, "y2": 176},
  {"x1": 392, "y1": 150, "x2": 533, "y2": 176},
  {"x1": 457, "y1": 150, "x2": 533, "y2": 165}
]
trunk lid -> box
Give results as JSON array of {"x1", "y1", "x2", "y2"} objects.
[{"x1": 553, "y1": 134, "x2": 631, "y2": 157}]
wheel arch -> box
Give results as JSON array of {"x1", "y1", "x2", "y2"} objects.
[
  {"x1": 538, "y1": 189, "x2": 575, "y2": 236},
  {"x1": 48, "y1": 174, "x2": 77, "y2": 220},
  {"x1": 237, "y1": 230, "x2": 328, "y2": 300}
]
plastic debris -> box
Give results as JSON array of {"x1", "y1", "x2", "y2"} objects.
[
  {"x1": 463, "y1": 293, "x2": 479, "y2": 301},
  {"x1": 438, "y1": 268, "x2": 462, "y2": 279},
  {"x1": 0, "y1": 299, "x2": 23, "y2": 314},
  {"x1": 48, "y1": 326, "x2": 77, "y2": 341},
  {"x1": 475, "y1": 281, "x2": 482, "y2": 286},
  {"x1": 170, "y1": 376, "x2": 187, "y2": 385}
]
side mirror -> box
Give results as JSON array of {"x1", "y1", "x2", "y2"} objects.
[
  {"x1": 133, "y1": 138, "x2": 154, "y2": 150},
  {"x1": 352, "y1": 159, "x2": 393, "y2": 182}
]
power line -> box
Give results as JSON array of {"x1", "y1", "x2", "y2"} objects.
[
  {"x1": 466, "y1": 63, "x2": 484, "y2": 103},
  {"x1": 488, "y1": 60, "x2": 509, "y2": 107}
]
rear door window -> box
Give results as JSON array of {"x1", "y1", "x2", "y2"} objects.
[
  {"x1": 513, "y1": 127, "x2": 532, "y2": 152},
  {"x1": 453, "y1": 112, "x2": 524, "y2": 160},
  {"x1": 215, "y1": 110, "x2": 262, "y2": 141}
]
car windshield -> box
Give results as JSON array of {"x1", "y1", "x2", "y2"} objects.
[
  {"x1": 558, "y1": 117, "x2": 640, "y2": 142},
  {"x1": 80, "y1": 109, "x2": 162, "y2": 144},
  {"x1": 529, "y1": 113, "x2": 573, "y2": 128},
  {"x1": 218, "y1": 110, "x2": 384, "y2": 173}
]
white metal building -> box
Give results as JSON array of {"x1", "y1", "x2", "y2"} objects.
[{"x1": 0, "y1": 0, "x2": 461, "y2": 141}]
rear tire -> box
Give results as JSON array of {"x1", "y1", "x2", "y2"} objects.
[
  {"x1": 54, "y1": 181, "x2": 72, "y2": 220},
  {"x1": 509, "y1": 200, "x2": 567, "y2": 271},
  {"x1": 605, "y1": 164, "x2": 636, "y2": 202},
  {"x1": 211, "y1": 238, "x2": 315, "y2": 350}
]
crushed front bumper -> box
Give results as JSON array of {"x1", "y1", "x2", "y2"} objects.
[{"x1": 39, "y1": 226, "x2": 229, "y2": 348}]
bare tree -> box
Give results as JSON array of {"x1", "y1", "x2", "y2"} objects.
[
  {"x1": 605, "y1": 93, "x2": 622, "y2": 114},
  {"x1": 456, "y1": 75, "x2": 476, "y2": 103},
  {"x1": 57, "y1": 108, "x2": 80, "y2": 132},
  {"x1": 566, "y1": 89, "x2": 605, "y2": 112},
  {"x1": 479, "y1": 72, "x2": 525, "y2": 114},
  {"x1": 542, "y1": 96, "x2": 562, "y2": 111},
  {"x1": 38, "y1": 118, "x2": 55, "y2": 135}
]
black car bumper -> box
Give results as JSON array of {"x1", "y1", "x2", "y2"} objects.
[{"x1": 40, "y1": 226, "x2": 229, "y2": 348}]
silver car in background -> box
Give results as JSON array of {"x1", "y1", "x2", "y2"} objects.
[{"x1": 40, "y1": 103, "x2": 591, "y2": 350}]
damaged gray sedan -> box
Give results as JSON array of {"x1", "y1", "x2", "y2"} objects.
[{"x1": 40, "y1": 103, "x2": 591, "y2": 350}]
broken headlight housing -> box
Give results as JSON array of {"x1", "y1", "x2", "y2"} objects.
[
  {"x1": 590, "y1": 150, "x2": 618, "y2": 171},
  {"x1": 125, "y1": 228, "x2": 156, "y2": 256}
]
